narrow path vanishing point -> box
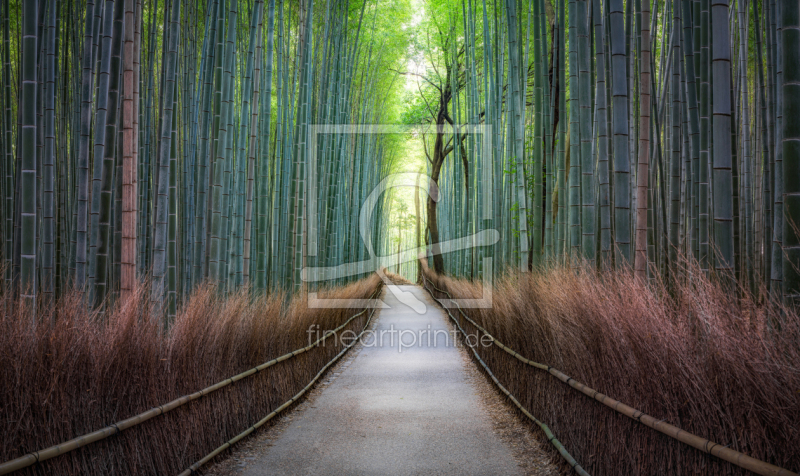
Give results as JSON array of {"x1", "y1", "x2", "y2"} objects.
[{"x1": 215, "y1": 285, "x2": 551, "y2": 475}]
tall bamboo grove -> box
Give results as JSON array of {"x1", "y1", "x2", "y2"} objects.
[
  {"x1": 0, "y1": 0, "x2": 403, "y2": 322},
  {"x1": 411, "y1": 0, "x2": 799, "y2": 307}
]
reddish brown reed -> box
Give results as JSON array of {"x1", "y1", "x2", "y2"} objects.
[
  {"x1": 0, "y1": 275, "x2": 381, "y2": 475},
  {"x1": 382, "y1": 268, "x2": 413, "y2": 285},
  {"x1": 422, "y1": 259, "x2": 800, "y2": 475}
]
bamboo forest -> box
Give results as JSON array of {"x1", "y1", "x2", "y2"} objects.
[{"x1": 0, "y1": 0, "x2": 798, "y2": 474}]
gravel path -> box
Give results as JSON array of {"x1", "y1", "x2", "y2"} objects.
[{"x1": 207, "y1": 285, "x2": 558, "y2": 476}]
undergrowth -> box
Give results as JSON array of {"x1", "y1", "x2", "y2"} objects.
[
  {"x1": 422, "y1": 259, "x2": 800, "y2": 475},
  {"x1": 0, "y1": 274, "x2": 381, "y2": 475}
]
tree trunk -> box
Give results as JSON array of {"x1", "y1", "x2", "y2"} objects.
[
  {"x1": 415, "y1": 171, "x2": 422, "y2": 282},
  {"x1": 427, "y1": 193, "x2": 444, "y2": 274}
]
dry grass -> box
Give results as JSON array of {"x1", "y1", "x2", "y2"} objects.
[
  {"x1": 0, "y1": 274, "x2": 381, "y2": 475},
  {"x1": 381, "y1": 268, "x2": 414, "y2": 285},
  {"x1": 422, "y1": 259, "x2": 800, "y2": 475}
]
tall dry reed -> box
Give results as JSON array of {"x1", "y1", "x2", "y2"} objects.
[
  {"x1": 422, "y1": 260, "x2": 799, "y2": 475},
  {"x1": 0, "y1": 274, "x2": 381, "y2": 475}
]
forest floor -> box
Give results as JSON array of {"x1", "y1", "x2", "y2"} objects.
[{"x1": 205, "y1": 285, "x2": 559, "y2": 476}]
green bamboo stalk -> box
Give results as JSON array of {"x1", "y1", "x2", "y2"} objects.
[
  {"x1": 697, "y1": 0, "x2": 710, "y2": 273},
  {"x1": 151, "y1": 0, "x2": 181, "y2": 316},
  {"x1": 769, "y1": 0, "x2": 783, "y2": 301},
  {"x1": 76, "y1": 0, "x2": 102, "y2": 291},
  {"x1": 594, "y1": 0, "x2": 611, "y2": 266},
  {"x1": 681, "y1": 0, "x2": 702, "y2": 263},
  {"x1": 42, "y1": 0, "x2": 57, "y2": 303},
  {"x1": 782, "y1": 0, "x2": 800, "y2": 304},
  {"x1": 167, "y1": 76, "x2": 178, "y2": 318},
  {"x1": 2, "y1": 0, "x2": 12, "y2": 291},
  {"x1": 532, "y1": 0, "x2": 544, "y2": 268},
  {"x1": 568, "y1": 0, "x2": 582, "y2": 262},
  {"x1": 209, "y1": 0, "x2": 237, "y2": 284},
  {"x1": 94, "y1": 0, "x2": 125, "y2": 306},
  {"x1": 670, "y1": 0, "x2": 683, "y2": 279},
  {"x1": 244, "y1": 1, "x2": 265, "y2": 286},
  {"x1": 206, "y1": 0, "x2": 226, "y2": 280},
  {"x1": 610, "y1": 0, "x2": 632, "y2": 266},
  {"x1": 20, "y1": 0, "x2": 38, "y2": 311},
  {"x1": 578, "y1": 0, "x2": 595, "y2": 265},
  {"x1": 291, "y1": 0, "x2": 313, "y2": 292},
  {"x1": 236, "y1": 0, "x2": 264, "y2": 286},
  {"x1": 712, "y1": 0, "x2": 735, "y2": 283},
  {"x1": 506, "y1": 0, "x2": 530, "y2": 271},
  {"x1": 193, "y1": 0, "x2": 219, "y2": 285},
  {"x1": 557, "y1": 0, "x2": 567, "y2": 259},
  {"x1": 635, "y1": 0, "x2": 652, "y2": 280}
]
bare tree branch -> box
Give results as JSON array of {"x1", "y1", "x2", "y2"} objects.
[
  {"x1": 389, "y1": 68, "x2": 441, "y2": 91},
  {"x1": 443, "y1": 131, "x2": 469, "y2": 157},
  {"x1": 423, "y1": 134, "x2": 433, "y2": 165},
  {"x1": 418, "y1": 81, "x2": 438, "y2": 119}
]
